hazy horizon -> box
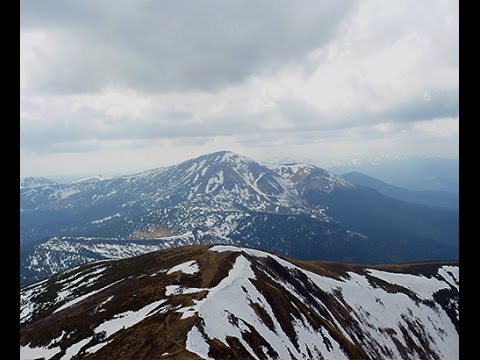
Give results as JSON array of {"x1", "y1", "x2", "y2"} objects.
[
  {"x1": 21, "y1": 1, "x2": 458, "y2": 178},
  {"x1": 20, "y1": 150, "x2": 459, "y2": 188},
  {"x1": 20, "y1": 151, "x2": 460, "y2": 180}
]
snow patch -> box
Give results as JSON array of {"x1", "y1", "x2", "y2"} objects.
[
  {"x1": 167, "y1": 260, "x2": 199, "y2": 275},
  {"x1": 186, "y1": 325, "x2": 212, "y2": 360},
  {"x1": 20, "y1": 344, "x2": 60, "y2": 360},
  {"x1": 165, "y1": 285, "x2": 206, "y2": 296},
  {"x1": 94, "y1": 299, "x2": 166, "y2": 339},
  {"x1": 438, "y1": 265, "x2": 459, "y2": 291},
  {"x1": 90, "y1": 213, "x2": 120, "y2": 224}
]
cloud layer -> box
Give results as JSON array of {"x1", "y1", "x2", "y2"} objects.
[{"x1": 20, "y1": 0, "x2": 458, "y2": 177}]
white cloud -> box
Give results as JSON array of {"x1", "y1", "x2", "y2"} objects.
[
  {"x1": 412, "y1": 117, "x2": 459, "y2": 138},
  {"x1": 20, "y1": 31, "x2": 49, "y2": 89}
]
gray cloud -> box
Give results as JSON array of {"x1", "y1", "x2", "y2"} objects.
[
  {"x1": 278, "y1": 88, "x2": 459, "y2": 132},
  {"x1": 382, "y1": 89, "x2": 458, "y2": 123},
  {"x1": 21, "y1": 0, "x2": 355, "y2": 94},
  {"x1": 20, "y1": 102, "x2": 264, "y2": 153}
]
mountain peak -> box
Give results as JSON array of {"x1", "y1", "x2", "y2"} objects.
[
  {"x1": 205, "y1": 149, "x2": 235, "y2": 156},
  {"x1": 192, "y1": 150, "x2": 254, "y2": 165}
]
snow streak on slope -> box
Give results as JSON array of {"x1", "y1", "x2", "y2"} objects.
[{"x1": 167, "y1": 260, "x2": 199, "y2": 275}]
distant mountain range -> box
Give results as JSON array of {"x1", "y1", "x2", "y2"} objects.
[
  {"x1": 20, "y1": 176, "x2": 58, "y2": 189},
  {"x1": 326, "y1": 157, "x2": 458, "y2": 193},
  {"x1": 20, "y1": 151, "x2": 458, "y2": 285},
  {"x1": 341, "y1": 171, "x2": 458, "y2": 210},
  {"x1": 20, "y1": 245, "x2": 459, "y2": 360}
]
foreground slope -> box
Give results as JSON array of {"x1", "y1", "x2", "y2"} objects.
[{"x1": 20, "y1": 245, "x2": 459, "y2": 360}]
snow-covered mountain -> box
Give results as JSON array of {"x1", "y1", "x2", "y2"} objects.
[
  {"x1": 20, "y1": 151, "x2": 329, "y2": 247},
  {"x1": 20, "y1": 150, "x2": 459, "y2": 286},
  {"x1": 20, "y1": 245, "x2": 459, "y2": 360},
  {"x1": 21, "y1": 151, "x2": 336, "y2": 214},
  {"x1": 267, "y1": 162, "x2": 353, "y2": 196},
  {"x1": 20, "y1": 176, "x2": 58, "y2": 189}
]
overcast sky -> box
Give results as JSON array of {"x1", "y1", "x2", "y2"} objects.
[{"x1": 20, "y1": 0, "x2": 458, "y2": 177}]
